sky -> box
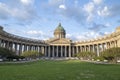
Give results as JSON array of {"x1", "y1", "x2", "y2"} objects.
[{"x1": 0, "y1": 0, "x2": 120, "y2": 41}]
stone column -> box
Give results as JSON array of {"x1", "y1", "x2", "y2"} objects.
[
  {"x1": 69, "y1": 46, "x2": 71, "y2": 57},
  {"x1": 0, "y1": 40, "x2": 3, "y2": 47},
  {"x1": 0, "y1": 39, "x2": 1, "y2": 47},
  {"x1": 61, "y1": 46, "x2": 63, "y2": 57},
  {"x1": 109, "y1": 42, "x2": 112, "y2": 48},
  {"x1": 88, "y1": 45, "x2": 91, "y2": 52},
  {"x1": 111, "y1": 42, "x2": 113, "y2": 48},
  {"x1": 23, "y1": 44, "x2": 26, "y2": 52},
  {"x1": 56, "y1": 46, "x2": 58, "y2": 57},
  {"x1": 97, "y1": 44, "x2": 100, "y2": 56},
  {"x1": 1, "y1": 40, "x2": 4, "y2": 47},
  {"x1": 52, "y1": 46, "x2": 54, "y2": 57},
  {"x1": 72, "y1": 46, "x2": 74, "y2": 57},
  {"x1": 93, "y1": 45, "x2": 95, "y2": 53},
  {"x1": 105, "y1": 43, "x2": 107, "y2": 49},
  {"x1": 115, "y1": 41, "x2": 117, "y2": 47},
  {"x1": 36, "y1": 46, "x2": 39, "y2": 52},
  {"x1": 108, "y1": 42, "x2": 110, "y2": 49},
  {"x1": 28, "y1": 45, "x2": 30, "y2": 51},
  {"x1": 83, "y1": 46, "x2": 85, "y2": 52},
  {"x1": 25, "y1": 45, "x2": 27, "y2": 51},
  {"x1": 86, "y1": 46, "x2": 87, "y2": 51},
  {"x1": 80, "y1": 46, "x2": 82, "y2": 52},
  {"x1": 3, "y1": 40, "x2": 5, "y2": 47},
  {"x1": 39, "y1": 46, "x2": 41, "y2": 53},
  {"x1": 5, "y1": 41, "x2": 9, "y2": 49},
  {"x1": 26, "y1": 45, "x2": 28, "y2": 51},
  {"x1": 37, "y1": 46, "x2": 39, "y2": 52},
  {"x1": 65, "y1": 46, "x2": 67, "y2": 57},
  {"x1": 48, "y1": 46, "x2": 50, "y2": 57},
  {"x1": 112, "y1": 41, "x2": 114, "y2": 47},
  {"x1": 102, "y1": 43, "x2": 104, "y2": 51},
  {"x1": 9, "y1": 42, "x2": 13, "y2": 50},
  {"x1": 29, "y1": 45, "x2": 32, "y2": 50},
  {"x1": 31, "y1": 45, "x2": 33, "y2": 50},
  {"x1": 85, "y1": 45, "x2": 88, "y2": 51},
  {"x1": 34, "y1": 45, "x2": 36, "y2": 51},
  {"x1": 45, "y1": 46, "x2": 47, "y2": 57},
  {"x1": 33, "y1": 46, "x2": 35, "y2": 50},
  {"x1": 19, "y1": 44, "x2": 22, "y2": 55},
  {"x1": 3, "y1": 40, "x2": 5, "y2": 48},
  {"x1": 76, "y1": 46, "x2": 79, "y2": 54},
  {"x1": 81, "y1": 46, "x2": 83, "y2": 52},
  {"x1": 113, "y1": 41, "x2": 115, "y2": 47},
  {"x1": 112, "y1": 41, "x2": 114, "y2": 48},
  {"x1": 15, "y1": 43, "x2": 18, "y2": 55}
]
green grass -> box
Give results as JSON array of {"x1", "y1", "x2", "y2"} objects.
[{"x1": 0, "y1": 60, "x2": 120, "y2": 80}]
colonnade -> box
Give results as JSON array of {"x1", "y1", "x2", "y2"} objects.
[
  {"x1": 0, "y1": 38, "x2": 118, "y2": 57},
  {"x1": 0, "y1": 39, "x2": 44, "y2": 55},
  {"x1": 44, "y1": 40, "x2": 118, "y2": 57}
]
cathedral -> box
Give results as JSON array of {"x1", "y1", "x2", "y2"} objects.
[{"x1": 0, "y1": 23, "x2": 120, "y2": 58}]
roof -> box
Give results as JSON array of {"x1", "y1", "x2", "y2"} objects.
[{"x1": 54, "y1": 23, "x2": 66, "y2": 33}]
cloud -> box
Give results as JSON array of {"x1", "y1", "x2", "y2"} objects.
[
  {"x1": 48, "y1": 0, "x2": 64, "y2": 5},
  {"x1": 43, "y1": 0, "x2": 86, "y2": 24},
  {"x1": 0, "y1": 2, "x2": 10, "y2": 19},
  {"x1": 27, "y1": 30, "x2": 43, "y2": 35},
  {"x1": 59, "y1": 4, "x2": 66, "y2": 9},
  {"x1": 74, "y1": 0, "x2": 79, "y2": 7},
  {"x1": 83, "y1": 0, "x2": 103, "y2": 22},
  {"x1": 97, "y1": 6, "x2": 110, "y2": 17},
  {"x1": 88, "y1": 23, "x2": 109, "y2": 32},
  {"x1": 83, "y1": 2, "x2": 95, "y2": 22},
  {"x1": 26, "y1": 30, "x2": 52, "y2": 40},
  {"x1": 67, "y1": 31, "x2": 107, "y2": 41},
  {"x1": 93, "y1": 0, "x2": 103, "y2": 5},
  {"x1": 110, "y1": 4, "x2": 120, "y2": 17},
  {"x1": 59, "y1": 6, "x2": 86, "y2": 24},
  {"x1": 97, "y1": 4, "x2": 120, "y2": 18},
  {"x1": 20, "y1": 0, "x2": 34, "y2": 5},
  {"x1": 117, "y1": 20, "x2": 120, "y2": 23},
  {"x1": 83, "y1": 2, "x2": 94, "y2": 14},
  {"x1": 0, "y1": 0, "x2": 37, "y2": 24}
]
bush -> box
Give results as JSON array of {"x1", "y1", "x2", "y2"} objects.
[
  {"x1": 0, "y1": 47, "x2": 24, "y2": 61},
  {"x1": 76, "y1": 51, "x2": 96, "y2": 60},
  {"x1": 21, "y1": 50, "x2": 43, "y2": 59},
  {"x1": 0, "y1": 47, "x2": 15, "y2": 58},
  {"x1": 7, "y1": 55, "x2": 25, "y2": 61},
  {"x1": 93, "y1": 56, "x2": 105, "y2": 61},
  {"x1": 100, "y1": 47, "x2": 120, "y2": 63}
]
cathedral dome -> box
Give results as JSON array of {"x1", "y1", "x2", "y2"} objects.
[
  {"x1": 54, "y1": 23, "x2": 66, "y2": 38},
  {"x1": 54, "y1": 23, "x2": 66, "y2": 34}
]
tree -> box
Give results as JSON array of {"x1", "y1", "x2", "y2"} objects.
[
  {"x1": 100, "y1": 47, "x2": 120, "y2": 63},
  {"x1": 0, "y1": 47, "x2": 15, "y2": 58},
  {"x1": 0, "y1": 47, "x2": 24, "y2": 61},
  {"x1": 76, "y1": 51, "x2": 96, "y2": 60},
  {"x1": 21, "y1": 50, "x2": 43, "y2": 60}
]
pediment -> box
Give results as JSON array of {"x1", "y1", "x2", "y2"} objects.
[{"x1": 46, "y1": 38, "x2": 71, "y2": 44}]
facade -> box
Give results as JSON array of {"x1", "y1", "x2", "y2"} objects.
[{"x1": 0, "y1": 23, "x2": 120, "y2": 58}]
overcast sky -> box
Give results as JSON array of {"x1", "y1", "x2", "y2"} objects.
[{"x1": 0, "y1": 0, "x2": 120, "y2": 41}]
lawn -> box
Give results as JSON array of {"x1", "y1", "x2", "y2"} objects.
[{"x1": 0, "y1": 60, "x2": 120, "y2": 80}]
